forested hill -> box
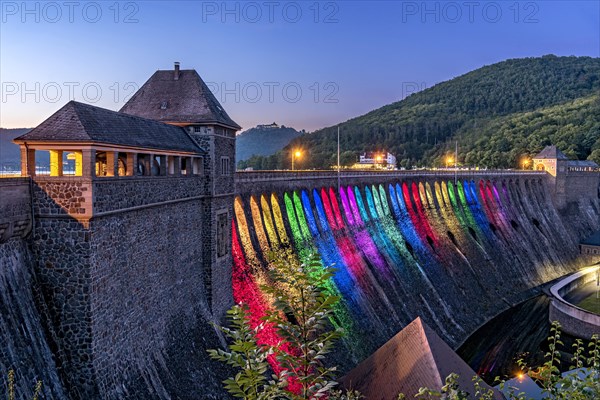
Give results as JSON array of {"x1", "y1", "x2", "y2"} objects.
[
  {"x1": 243, "y1": 55, "x2": 600, "y2": 170},
  {"x1": 236, "y1": 124, "x2": 303, "y2": 165}
]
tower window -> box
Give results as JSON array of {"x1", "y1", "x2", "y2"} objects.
[
  {"x1": 193, "y1": 157, "x2": 203, "y2": 175},
  {"x1": 217, "y1": 212, "x2": 229, "y2": 258},
  {"x1": 194, "y1": 126, "x2": 202, "y2": 133},
  {"x1": 221, "y1": 156, "x2": 230, "y2": 175}
]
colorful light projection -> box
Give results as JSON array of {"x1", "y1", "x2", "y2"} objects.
[{"x1": 232, "y1": 176, "x2": 568, "y2": 365}]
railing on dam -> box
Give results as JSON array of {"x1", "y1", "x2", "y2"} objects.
[
  {"x1": 235, "y1": 169, "x2": 546, "y2": 182},
  {"x1": 234, "y1": 169, "x2": 547, "y2": 195}
]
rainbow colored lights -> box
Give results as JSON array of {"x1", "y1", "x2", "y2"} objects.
[{"x1": 231, "y1": 177, "x2": 561, "y2": 362}]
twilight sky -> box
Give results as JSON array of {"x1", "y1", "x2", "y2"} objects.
[{"x1": 1, "y1": 1, "x2": 599, "y2": 132}]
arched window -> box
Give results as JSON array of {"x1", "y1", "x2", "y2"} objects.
[
  {"x1": 118, "y1": 157, "x2": 127, "y2": 176},
  {"x1": 95, "y1": 152, "x2": 107, "y2": 176},
  {"x1": 151, "y1": 156, "x2": 160, "y2": 176},
  {"x1": 137, "y1": 160, "x2": 145, "y2": 176}
]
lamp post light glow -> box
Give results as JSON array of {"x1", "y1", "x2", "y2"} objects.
[
  {"x1": 292, "y1": 150, "x2": 302, "y2": 171},
  {"x1": 446, "y1": 156, "x2": 454, "y2": 169},
  {"x1": 522, "y1": 159, "x2": 530, "y2": 170}
]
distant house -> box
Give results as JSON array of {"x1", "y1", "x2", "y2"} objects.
[
  {"x1": 354, "y1": 152, "x2": 397, "y2": 169},
  {"x1": 532, "y1": 146, "x2": 569, "y2": 176}
]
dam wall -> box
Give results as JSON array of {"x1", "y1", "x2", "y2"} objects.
[
  {"x1": 0, "y1": 237, "x2": 68, "y2": 399},
  {"x1": 0, "y1": 178, "x2": 32, "y2": 242},
  {"x1": 1, "y1": 169, "x2": 598, "y2": 398},
  {"x1": 232, "y1": 172, "x2": 600, "y2": 370}
]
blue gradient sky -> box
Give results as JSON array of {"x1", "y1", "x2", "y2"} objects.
[{"x1": 1, "y1": 1, "x2": 599, "y2": 131}]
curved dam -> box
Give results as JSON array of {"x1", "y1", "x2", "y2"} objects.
[
  {"x1": 233, "y1": 171, "x2": 600, "y2": 366},
  {"x1": 1, "y1": 170, "x2": 598, "y2": 398}
]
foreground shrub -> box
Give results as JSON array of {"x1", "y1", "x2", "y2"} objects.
[{"x1": 209, "y1": 251, "x2": 360, "y2": 399}]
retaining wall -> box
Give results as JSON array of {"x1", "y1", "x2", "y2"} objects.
[{"x1": 549, "y1": 266, "x2": 600, "y2": 338}]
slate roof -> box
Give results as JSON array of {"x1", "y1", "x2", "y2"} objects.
[
  {"x1": 340, "y1": 317, "x2": 502, "y2": 400},
  {"x1": 581, "y1": 231, "x2": 600, "y2": 246},
  {"x1": 533, "y1": 146, "x2": 568, "y2": 160},
  {"x1": 568, "y1": 160, "x2": 599, "y2": 168},
  {"x1": 14, "y1": 101, "x2": 202, "y2": 154},
  {"x1": 120, "y1": 68, "x2": 241, "y2": 130}
]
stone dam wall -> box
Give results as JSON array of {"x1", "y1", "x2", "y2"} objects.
[
  {"x1": 232, "y1": 171, "x2": 600, "y2": 369},
  {"x1": 0, "y1": 170, "x2": 598, "y2": 399},
  {"x1": 0, "y1": 237, "x2": 67, "y2": 399}
]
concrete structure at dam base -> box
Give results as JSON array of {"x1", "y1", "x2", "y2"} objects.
[{"x1": 549, "y1": 265, "x2": 600, "y2": 339}]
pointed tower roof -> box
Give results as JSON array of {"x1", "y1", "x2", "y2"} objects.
[
  {"x1": 120, "y1": 64, "x2": 241, "y2": 130},
  {"x1": 533, "y1": 145, "x2": 568, "y2": 160},
  {"x1": 14, "y1": 101, "x2": 201, "y2": 153},
  {"x1": 340, "y1": 317, "x2": 502, "y2": 399}
]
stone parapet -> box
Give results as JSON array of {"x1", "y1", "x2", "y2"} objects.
[
  {"x1": 31, "y1": 175, "x2": 211, "y2": 222},
  {"x1": 32, "y1": 177, "x2": 93, "y2": 220},
  {"x1": 91, "y1": 175, "x2": 210, "y2": 214},
  {"x1": 235, "y1": 170, "x2": 546, "y2": 197}
]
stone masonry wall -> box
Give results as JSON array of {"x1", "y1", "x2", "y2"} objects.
[
  {"x1": 92, "y1": 175, "x2": 210, "y2": 214},
  {"x1": 565, "y1": 171, "x2": 600, "y2": 204},
  {"x1": 203, "y1": 195, "x2": 234, "y2": 317},
  {"x1": 0, "y1": 178, "x2": 32, "y2": 242},
  {"x1": 31, "y1": 216, "x2": 96, "y2": 399},
  {"x1": 189, "y1": 128, "x2": 235, "y2": 316},
  {"x1": 214, "y1": 131, "x2": 235, "y2": 196},
  {"x1": 235, "y1": 171, "x2": 547, "y2": 199},
  {"x1": 89, "y1": 199, "x2": 211, "y2": 399},
  {"x1": 32, "y1": 178, "x2": 92, "y2": 218},
  {"x1": 207, "y1": 129, "x2": 235, "y2": 315},
  {"x1": 28, "y1": 175, "x2": 233, "y2": 399}
]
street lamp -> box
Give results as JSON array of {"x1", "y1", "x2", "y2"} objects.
[
  {"x1": 522, "y1": 159, "x2": 530, "y2": 170},
  {"x1": 376, "y1": 155, "x2": 382, "y2": 169},
  {"x1": 292, "y1": 150, "x2": 302, "y2": 171},
  {"x1": 446, "y1": 156, "x2": 454, "y2": 169}
]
